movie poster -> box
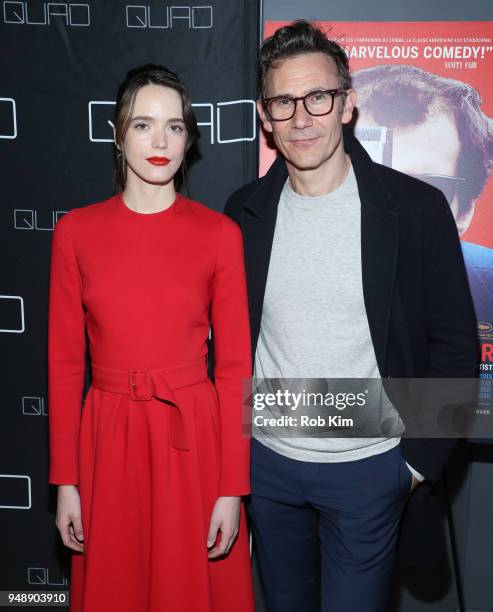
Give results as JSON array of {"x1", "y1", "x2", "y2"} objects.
[{"x1": 261, "y1": 22, "x2": 493, "y2": 411}]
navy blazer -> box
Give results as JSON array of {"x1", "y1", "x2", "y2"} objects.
[{"x1": 224, "y1": 128, "x2": 478, "y2": 566}]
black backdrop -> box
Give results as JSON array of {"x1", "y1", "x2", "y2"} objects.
[{"x1": 0, "y1": 0, "x2": 259, "y2": 594}]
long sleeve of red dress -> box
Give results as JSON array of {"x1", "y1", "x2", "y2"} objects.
[
  {"x1": 211, "y1": 216, "x2": 252, "y2": 496},
  {"x1": 48, "y1": 212, "x2": 86, "y2": 485}
]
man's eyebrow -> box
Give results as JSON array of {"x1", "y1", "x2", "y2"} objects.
[
  {"x1": 267, "y1": 86, "x2": 336, "y2": 98},
  {"x1": 305, "y1": 86, "x2": 338, "y2": 93}
]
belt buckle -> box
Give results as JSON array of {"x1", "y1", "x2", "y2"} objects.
[{"x1": 129, "y1": 370, "x2": 153, "y2": 401}]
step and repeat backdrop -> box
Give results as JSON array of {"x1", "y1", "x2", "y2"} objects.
[{"x1": 0, "y1": 0, "x2": 258, "y2": 594}]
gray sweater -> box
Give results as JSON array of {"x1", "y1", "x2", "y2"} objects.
[{"x1": 253, "y1": 164, "x2": 405, "y2": 462}]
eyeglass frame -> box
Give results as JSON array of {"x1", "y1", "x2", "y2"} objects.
[{"x1": 261, "y1": 88, "x2": 347, "y2": 122}]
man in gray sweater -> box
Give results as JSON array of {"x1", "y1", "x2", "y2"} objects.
[{"x1": 225, "y1": 19, "x2": 477, "y2": 612}]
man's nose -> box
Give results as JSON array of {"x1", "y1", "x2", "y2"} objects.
[{"x1": 291, "y1": 100, "x2": 313, "y2": 129}]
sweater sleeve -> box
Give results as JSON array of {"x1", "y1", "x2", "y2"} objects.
[
  {"x1": 210, "y1": 215, "x2": 252, "y2": 496},
  {"x1": 48, "y1": 212, "x2": 86, "y2": 485}
]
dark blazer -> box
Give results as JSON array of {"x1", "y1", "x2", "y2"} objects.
[{"x1": 224, "y1": 128, "x2": 478, "y2": 565}]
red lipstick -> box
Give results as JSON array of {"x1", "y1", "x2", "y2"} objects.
[{"x1": 146, "y1": 156, "x2": 171, "y2": 166}]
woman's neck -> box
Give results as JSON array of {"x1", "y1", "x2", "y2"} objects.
[{"x1": 122, "y1": 177, "x2": 177, "y2": 214}]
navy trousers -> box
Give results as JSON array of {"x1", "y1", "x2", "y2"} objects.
[{"x1": 248, "y1": 438, "x2": 413, "y2": 612}]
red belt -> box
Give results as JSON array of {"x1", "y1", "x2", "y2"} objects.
[{"x1": 91, "y1": 357, "x2": 208, "y2": 451}]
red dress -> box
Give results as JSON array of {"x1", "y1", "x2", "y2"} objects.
[{"x1": 48, "y1": 193, "x2": 254, "y2": 612}]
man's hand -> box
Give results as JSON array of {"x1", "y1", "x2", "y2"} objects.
[
  {"x1": 207, "y1": 496, "x2": 241, "y2": 559},
  {"x1": 410, "y1": 475, "x2": 420, "y2": 493}
]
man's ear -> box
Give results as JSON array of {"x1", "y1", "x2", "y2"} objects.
[
  {"x1": 257, "y1": 99, "x2": 273, "y2": 133},
  {"x1": 342, "y1": 89, "x2": 357, "y2": 125}
]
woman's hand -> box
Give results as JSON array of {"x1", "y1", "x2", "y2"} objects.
[
  {"x1": 56, "y1": 485, "x2": 85, "y2": 552},
  {"x1": 206, "y1": 496, "x2": 241, "y2": 559}
]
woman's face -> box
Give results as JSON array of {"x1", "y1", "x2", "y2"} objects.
[{"x1": 122, "y1": 84, "x2": 187, "y2": 187}]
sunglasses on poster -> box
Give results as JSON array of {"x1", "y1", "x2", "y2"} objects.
[{"x1": 411, "y1": 174, "x2": 467, "y2": 206}]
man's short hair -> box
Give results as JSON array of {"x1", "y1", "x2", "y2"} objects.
[
  {"x1": 353, "y1": 64, "x2": 493, "y2": 212},
  {"x1": 257, "y1": 20, "x2": 351, "y2": 100}
]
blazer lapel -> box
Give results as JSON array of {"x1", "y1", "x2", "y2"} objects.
[
  {"x1": 361, "y1": 208, "x2": 400, "y2": 376},
  {"x1": 345, "y1": 130, "x2": 401, "y2": 376},
  {"x1": 240, "y1": 156, "x2": 288, "y2": 357}
]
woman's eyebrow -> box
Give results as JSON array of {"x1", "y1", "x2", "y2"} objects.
[
  {"x1": 130, "y1": 116, "x2": 185, "y2": 123},
  {"x1": 130, "y1": 115, "x2": 154, "y2": 122}
]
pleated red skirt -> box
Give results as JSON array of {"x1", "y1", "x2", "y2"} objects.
[{"x1": 69, "y1": 381, "x2": 254, "y2": 612}]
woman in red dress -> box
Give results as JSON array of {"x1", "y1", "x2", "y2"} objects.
[{"x1": 48, "y1": 64, "x2": 254, "y2": 612}]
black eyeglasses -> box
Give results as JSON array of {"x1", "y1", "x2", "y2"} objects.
[
  {"x1": 411, "y1": 174, "x2": 467, "y2": 206},
  {"x1": 262, "y1": 89, "x2": 346, "y2": 121}
]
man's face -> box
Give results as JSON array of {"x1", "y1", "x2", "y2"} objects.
[
  {"x1": 257, "y1": 52, "x2": 356, "y2": 175},
  {"x1": 357, "y1": 106, "x2": 473, "y2": 234}
]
